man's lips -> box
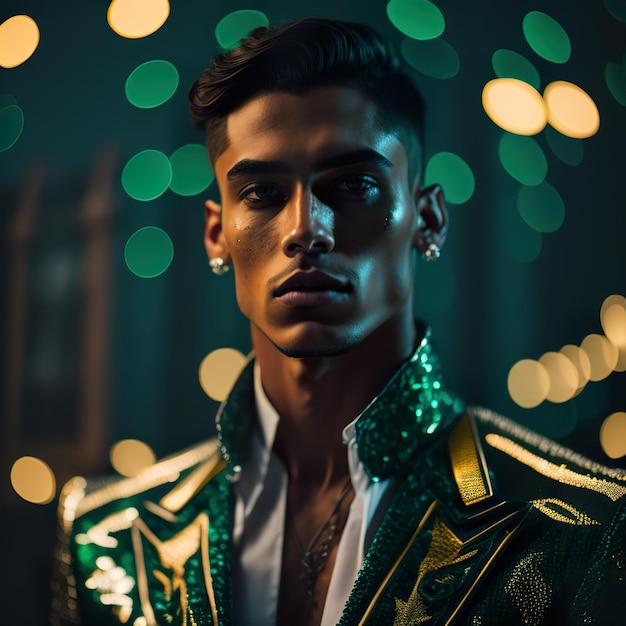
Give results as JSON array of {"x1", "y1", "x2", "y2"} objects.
[{"x1": 273, "y1": 270, "x2": 350, "y2": 298}]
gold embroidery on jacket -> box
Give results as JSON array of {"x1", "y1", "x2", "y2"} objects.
[
  {"x1": 393, "y1": 518, "x2": 478, "y2": 625},
  {"x1": 133, "y1": 513, "x2": 217, "y2": 626},
  {"x1": 85, "y1": 555, "x2": 135, "y2": 623},
  {"x1": 531, "y1": 499, "x2": 600, "y2": 526},
  {"x1": 75, "y1": 507, "x2": 139, "y2": 548},
  {"x1": 504, "y1": 551, "x2": 552, "y2": 626},
  {"x1": 485, "y1": 433, "x2": 626, "y2": 501},
  {"x1": 448, "y1": 414, "x2": 493, "y2": 506}
]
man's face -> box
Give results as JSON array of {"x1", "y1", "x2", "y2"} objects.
[{"x1": 210, "y1": 85, "x2": 422, "y2": 357}]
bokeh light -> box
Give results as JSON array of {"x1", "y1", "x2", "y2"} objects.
[
  {"x1": 0, "y1": 103, "x2": 24, "y2": 151},
  {"x1": 107, "y1": 0, "x2": 170, "y2": 39},
  {"x1": 400, "y1": 37, "x2": 460, "y2": 79},
  {"x1": 544, "y1": 125, "x2": 584, "y2": 166},
  {"x1": 121, "y1": 149, "x2": 172, "y2": 201},
  {"x1": 604, "y1": 0, "x2": 626, "y2": 23},
  {"x1": 424, "y1": 152, "x2": 474, "y2": 204},
  {"x1": 0, "y1": 15, "x2": 40, "y2": 68},
  {"x1": 602, "y1": 303, "x2": 626, "y2": 349},
  {"x1": 124, "y1": 226, "x2": 174, "y2": 278},
  {"x1": 491, "y1": 49, "x2": 540, "y2": 90},
  {"x1": 125, "y1": 60, "x2": 179, "y2": 109},
  {"x1": 482, "y1": 78, "x2": 547, "y2": 135},
  {"x1": 110, "y1": 439, "x2": 157, "y2": 477},
  {"x1": 215, "y1": 10, "x2": 269, "y2": 49},
  {"x1": 507, "y1": 359, "x2": 550, "y2": 408},
  {"x1": 386, "y1": 0, "x2": 445, "y2": 40},
  {"x1": 522, "y1": 11, "x2": 571, "y2": 64},
  {"x1": 10, "y1": 456, "x2": 56, "y2": 505},
  {"x1": 538, "y1": 351, "x2": 579, "y2": 403},
  {"x1": 199, "y1": 348, "x2": 247, "y2": 402},
  {"x1": 169, "y1": 143, "x2": 214, "y2": 196},
  {"x1": 600, "y1": 412, "x2": 626, "y2": 459},
  {"x1": 544, "y1": 81, "x2": 600, "y2": 139},
  {"x1": 581, "y1": 334, "x2": 619, "y2": 381},
  {"x1": 559, "y1": 344, "x2": 591, "y2": 395},
  {"x1": 601, "y1": 295, "x2": 626, "y2": 372},
  {"x1": 497, "y1": 207, "x2": 543, "y2": 263},
  {"x1": 517, "y1": 181, "x2": 565, "y2": 233},
  {"x1": 605, "y1": 61, "x2": 626, "y2": 106},
  {"x1": 498, "y1": 133, "x2": 547, "y2": 186}
]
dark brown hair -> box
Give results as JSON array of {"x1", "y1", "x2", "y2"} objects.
[{"x1": 188, "y1": 16, "x2": 425, "y2": 170}]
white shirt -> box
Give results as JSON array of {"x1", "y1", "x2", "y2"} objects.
[{"x1": 231, "y1": 363, "x2": 393, "y2": 626}]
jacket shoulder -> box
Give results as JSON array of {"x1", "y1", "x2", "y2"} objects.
[
  {"x1": 59, "y1": 438, "x2": 223, "y2": 523},
  {"x1": 466, "y1": 406, "x2": 626, "y2": 522}
]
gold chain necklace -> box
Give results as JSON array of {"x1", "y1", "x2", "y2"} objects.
[{"x1": 289, "y1": 478, "x2": 354, "y2": 597}]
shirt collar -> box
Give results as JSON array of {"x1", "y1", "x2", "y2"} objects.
[{"x1": 216, "y1": 326, "x2": 464, "y2": 483}]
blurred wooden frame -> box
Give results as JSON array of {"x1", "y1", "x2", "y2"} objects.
[{"x1": 1, "y1": 149, "x2": 116, "y2": 498}]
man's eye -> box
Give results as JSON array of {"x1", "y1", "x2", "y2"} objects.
[
  {"x1": 337, "y1": 176, "x2": 378, "y2": 193},
  {"x1": 242, "y1": 184, "x2": 286, "y2": 204}
]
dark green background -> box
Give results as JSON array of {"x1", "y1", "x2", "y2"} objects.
[{"x1": 1, "y1": 1, "x2": 625, "y2": 623}]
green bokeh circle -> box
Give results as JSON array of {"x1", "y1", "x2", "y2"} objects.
[
  {"x1": 124, "y1": 226, "x2": 174, "y2": 278},
  {"x1": 498, "y1": 133, "x2": 547, "y2": 186},
  {"x1": 517, "y1": 181, "x2": 565, "y2": 233},
  {"x1": 122, "y1": 149, "x2": 172, "y2": 201},
  {"x1": 604, "y1": 0, "x2": 626, "y2": 23},
  {"x1": 169, "y1": 144, "x2": 214, "y2": 196},
  {"x1": 215, "y1": 10, "x2": 269, "y2": 49},
  {"x1": 424, "y1": 152, "x2": 475, "y2": 204},
  {"x1": 491, "y1": 49, "x2": 540, "y2": 90},
  {"x1": 125, "y1": 59, "x2": 179, "y2": 109},
  {"x1": 387, "y1": 0, "x2": 445, "y2": 41},
  {"x1": 605, "y1": 62, "x2": 626, "y2": 106},
  {"x1": 401, "y1": 37, "x2": 459, "y2": 79},
  {"x1": 522, "y1": 11, "x2": 571, "y2": 64},
  {"x1": 544, "y1": 126, "x2": 583, "y2": 166},
  {"x1": 0, "y1": 104, "x2": 24, "y2": 151}
]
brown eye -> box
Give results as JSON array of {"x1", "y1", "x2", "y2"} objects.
[{"x1": 242, "y1": 184, "x2": 287, "y2": 205}]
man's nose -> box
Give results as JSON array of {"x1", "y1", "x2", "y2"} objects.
[{"x1": 281, "y1": 189, "x2": 335, "y2": 256}]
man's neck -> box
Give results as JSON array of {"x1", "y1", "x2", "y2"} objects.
[{"x1": 251, "y1": 316, "x2": 418, "y2": 486}]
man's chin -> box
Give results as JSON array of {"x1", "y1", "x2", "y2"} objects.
[{"x1": 277, "y1": 343, "x2": 353, "y2": 359}]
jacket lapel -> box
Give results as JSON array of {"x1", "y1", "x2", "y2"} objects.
[{"x1": 341, "y1": 413, "x2": 532, "y2": 626}]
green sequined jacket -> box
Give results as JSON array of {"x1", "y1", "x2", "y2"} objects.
[{"x1": 51, "y1": 335, "x2": 626, "y2": 625}]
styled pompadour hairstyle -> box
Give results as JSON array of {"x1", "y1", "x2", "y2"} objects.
[{"x1": 188, "y1": 16, "x2": 425, "y2": 171}]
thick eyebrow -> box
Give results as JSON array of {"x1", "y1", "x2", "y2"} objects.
[{"x1": 226, "y1": 148, "x2": 393, "y2": 180}]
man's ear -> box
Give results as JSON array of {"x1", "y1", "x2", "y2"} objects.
[
  {"x1": 204, "y1": 199, "x2": 230, "y2": 262},
  {"x1": 413, "y1": 183, "x2": 448, "y2": 254}
]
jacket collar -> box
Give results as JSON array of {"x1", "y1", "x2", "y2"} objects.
[{"x1": 215, "y1": 325, "x2": 465, "y2": 483}]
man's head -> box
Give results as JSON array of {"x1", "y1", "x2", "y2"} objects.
[
  {"x1": 188, "y1": 16, "x2": 425, "y2": 176},
  {"x1": 190, "y1": 17, "x2": 447, "y2": 359}
]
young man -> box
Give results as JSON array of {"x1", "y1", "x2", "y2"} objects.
[{"x1": 52, "y1": 17, "x2": 626, "y2": 626}]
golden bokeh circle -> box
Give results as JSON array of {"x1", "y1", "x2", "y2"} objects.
[
  {"x1": 507, "y1": 358, "x2": 550, "y2": 408},
  {"x1": 601, "y1": 302, "x2": 626, "y2": 349},
  {"x1": 580, "y1": 334, "x2": 619, "y2": 381},
  {"x1": 559, "y1": 344, "x2": 591, "y2": 395},
  {"x1": 599, "y1": 412, "x2": 626, "y2": 459},
  {"x1": 0, "y1": 15, "x2": 40, "y2": 68},
  {"x1": 10, "y1": 456, "x2": 56, "y2": 504},
  {"x1": 544, "y1": 80, "x2": 600, "y2": 139},
  {"x1": 482, "y1": 78, "x2": 547, "y2": 135},
  {"x1": 538, "y1": 351, "x2": 579, "y2": 403},
  {"x1": 199, "y1": 348, "x2": 247, "y2": 402},
  {"x1": 110, "y1": 439, "x2": 157, "y2": 477},
  {"x1": 107, "y1": 0, "x2": 170, "y2": 39}
]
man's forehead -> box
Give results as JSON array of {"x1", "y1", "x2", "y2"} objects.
[{"x1": 216, "y1": 86, "x2": 406, "y2": 174}]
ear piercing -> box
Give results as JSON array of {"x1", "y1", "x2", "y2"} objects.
[
  {"x1": 210, "y1": 257, "x2": 230, "y2": 275},
  {"x1": 422, "y1": 243, "x2": 441, "y2": 262}
]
